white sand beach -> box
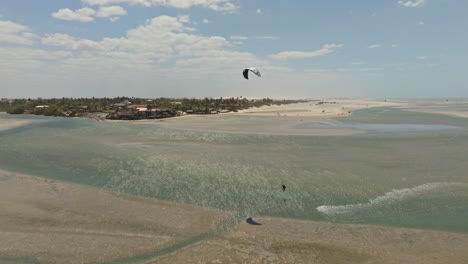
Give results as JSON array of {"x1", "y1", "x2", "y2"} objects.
[{"x1": 232, "y1": 99, "x2": 401, "y2": 117}]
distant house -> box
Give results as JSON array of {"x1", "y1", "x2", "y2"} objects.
[
  {"x1": 35, "y1": 105, "x2": 49, "y2": 109},
  {"x1": 113, "y1": 112, "x2": 138, "y2": 120},
  {"x1": 111, "y1": 103, "x2": 126, "y2": 110},
  {"x1": 128, "y1": 104, "x2": 147, "y2": 110}
]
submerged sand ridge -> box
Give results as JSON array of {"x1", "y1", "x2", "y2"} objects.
[{"x1": 0, "y1": 119, "x2": 37, "y2": 132}]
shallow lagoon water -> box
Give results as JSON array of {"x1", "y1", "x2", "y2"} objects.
[
  {"x1": 301, "y1": 122, "x2": 462, "y2": 133},
  {"x1": 301, "y1": 107, "x2": 468, "y2": 134},
  {"x1": 1, "y1": 109, "x2": 468, "y2": 233}
]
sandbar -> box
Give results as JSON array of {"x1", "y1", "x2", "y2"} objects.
[
  {"x1": 0, "y1": 170, "x2": 230, "y2": 264},
  {"x1": 132, "y1": 99, "x2": 400, "y2": 135}
]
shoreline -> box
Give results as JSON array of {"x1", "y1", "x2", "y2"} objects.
[
  {"x1": 104, "y1": 99, "x2": 400, "y2": 136},
  {"x1": 1, "y1": 168, "x2": 467, "y2": 263}
]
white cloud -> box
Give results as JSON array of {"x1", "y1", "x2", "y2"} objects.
[
  {"x1": 0, "y1": 47, "x2": 71, "y2": 61},
  {"x1": 0, "y1": 20, "x2": 36, "y2": 45},
  {"x1": 368, "y1": 44, "x2": 381, "y2": 49},
  {"x1": 81, "y1": 0, "x2": 238, "y2": 12},
  {"x1": 52, "y1": 8, "x2": 96, "y2": 22},
  {"x1": 52, "y1": 6, "x2": 127, "y2": 22},
  {"x1": 96, "y1": 6, "x2": 127, "y2": 17},
  {"x1": 1, "y1": 15, "x2": 359, "y2": 98},
  {"x1": 230, "y1": 35, "x2": 248, "y2": 40},
  {"x1": 202, "y1": 18, "x2": 209, "y2": 24},
  {"x1": 42, "y1": 15, "x2": 233, "y2": 59},
  {"x1": 391, "y1": 44, "x2": 398, "y2": 48},
  {"x1": 256, "y1": 8, "x2": 262, "y2": 14},
  {"x1": 418, "y1": 21, "x2": 424, "y2": 25},
  {"x1": 418, "y1": 56, "x2": 427, "y2": 60},
  {"x1": 109, "y1": 17, "x2": 120, "y2": 22},
  {"x1": 398, "y1": 0, "x2": 427, "y2": 8},
  {"x1": 42, "y1": 33, "x2": 105, "y2": 51},
  {"x1": 270, "y1": 44, "x2": 343, "y2": 60},
  {"x1": 322, "y1": 44, "x2": 343, "y2": 49}
]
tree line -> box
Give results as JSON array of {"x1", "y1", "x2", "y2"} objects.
[{"x1": 0, "y1": 97, "x2": 308, "y2": 117}]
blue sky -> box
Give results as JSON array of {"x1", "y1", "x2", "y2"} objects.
[{"x1": 1, "y1": 0, "x2": 467, "y2": 98}]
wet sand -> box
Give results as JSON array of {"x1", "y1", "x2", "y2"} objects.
[
  {"x1": 155, "y1": 217, "x2": 468, "y2": 264},
  {"x1": 0, "y1": 170, "x2": 230, "y2": 264}
]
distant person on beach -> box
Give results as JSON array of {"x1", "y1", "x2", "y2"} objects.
[{"x1": 282, "y1": 184, "x2": 286, "y2": 192}]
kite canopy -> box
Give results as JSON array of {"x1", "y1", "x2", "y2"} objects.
[{"x1": 243, "y1": 67, "x2": 261, "y2": 79}]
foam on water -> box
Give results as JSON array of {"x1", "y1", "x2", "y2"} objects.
[{"x1": 317, "y1": 182, "x2": 461, "y2": 216}]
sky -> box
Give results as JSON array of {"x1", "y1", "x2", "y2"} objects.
[{"x1": 1, "y1": 0, "x2": 467, "y2": 99}]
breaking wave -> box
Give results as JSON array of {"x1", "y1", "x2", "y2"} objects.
[{"x1": 317, "y1": 182, "x2": 461, "y2": 216}]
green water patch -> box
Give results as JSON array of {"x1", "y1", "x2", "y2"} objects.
[
  {"x1": 300, "y1": 107, "x2": 468, "y2": 135},
  {"x1": 337, "y1": 107, "x2": 468, "y2": 126}
]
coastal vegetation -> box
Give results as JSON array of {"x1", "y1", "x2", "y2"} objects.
[{"x1": 0, "y1": 97, "x2": 307, "y2": 120}]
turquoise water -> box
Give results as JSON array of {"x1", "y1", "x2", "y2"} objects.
[
  {"x1": 301, "y1": 108, "x2": 468, "y2": 134},
  {"x1": 1, "y1": 110, "x2": 468, "y2": 232}
]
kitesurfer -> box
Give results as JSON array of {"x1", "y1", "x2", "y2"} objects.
[{"x1": 243, "y1": 67, "x2": 261, "y2": 79}]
